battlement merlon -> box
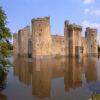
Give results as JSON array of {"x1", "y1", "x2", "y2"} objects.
[
  {"x1": 86, "y1": 27, "x2": 98, "y2": 33},
  {"x1": 23, "y1": 26, "x2": 30, "y2": 30},
  {"x1": 68, "y1": 24, "x2": 82, "y2": 31},
  {"x1": 31, "y1": 16, "x2": 50, "y2": 23},
  {"x1": 64, "y1": 20, "x2": 70, "y2": 27},
  {"x1": 19, "y1": 26, "x2": 30, "y2": 32}
]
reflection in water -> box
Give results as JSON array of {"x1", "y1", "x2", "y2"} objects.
[
  {"x1": 13, "y1": 57, "x2": 32, "y2": 86},
  {"x1": 32, "y1": 59, "x2": 52, "y2": 98},
  {"x1": 85, "y1": 58, "x2": 98, "y2": 82},
  {"x1": 64, "y1": 58, "x2": 83, "y2": 91},
  {"x1": 13, "y1": 56, "x2": 98, "y2": 99},
  {"x1": 0, "y1": 93, "x2": 7, "y2": 100}
]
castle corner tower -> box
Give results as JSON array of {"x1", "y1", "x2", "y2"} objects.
[
  {"x1": 31, "y1": 17, "x2": 51, "y2": 58},
  {"x1": 85, "y1": 27, "x2": 98, "y2": 56}
]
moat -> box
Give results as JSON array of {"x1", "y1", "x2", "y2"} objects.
[{"x1": 0, "y1": 56, "x2": 100, "y2": 100}]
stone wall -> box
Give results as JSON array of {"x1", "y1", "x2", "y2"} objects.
[
  {"x1": 64, "y1": 21, "x2": 82, "y2": 57},
  {"x1": 18, "y1": 26, "x2": 30, "y2": 56},
  {"x1": 81, "y1": 37, "x2": 87, "y2": 56},
  {"x1": 13, "y1": 16, "x2": 98, "y2": 58},
  {"x1": 85, "y1": 27, "x2": 98, "y2": 56},
  {"x1": 51, "y1": 35, "x2": 65, "y2": 56}
]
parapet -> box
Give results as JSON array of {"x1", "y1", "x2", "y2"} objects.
[
  {"x1": 64, "y1": 20, "x2": 69, "y2": 27},
  {"x1": 68, "y1": 24, "x2": 82, "y2": 31},
  {"x1": 32, "y1": 16, "x2": 50, "y2": 23},
  {"x1": 18, "y1": 26, "x2": 30, "y2": 35},
  {"x1": 86, "y1": 27, "x2": 97, "y2": 33}
]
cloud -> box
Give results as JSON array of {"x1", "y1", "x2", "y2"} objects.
[
  {"x1": 84, "y1": 7, "x2": 100, "y2": 16},
  {"x1": 83, "y1": 0, "x2": 95, "y2": 4}
]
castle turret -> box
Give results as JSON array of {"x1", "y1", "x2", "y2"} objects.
[
  {"x1": 85, "y1": 27, "x2": 98, "y2": 56},
  {"x1": 18, "y1": 26, "x2": 31, "y2": 56},
  {"x1": 64, "y1": 20, "x2": 69, "y2": 56},
  {"x1": 31, "y1": 17, "x2": 51, "y2": 58},
  {"x1": 64, "y1": 21, "x2": 82, "y2": 56}
]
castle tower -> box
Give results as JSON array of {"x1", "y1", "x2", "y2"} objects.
[
  {"x1": 64, "y1": 21, "x2": 82, "y2": 56},
  {"x1": 64, "y1": 20, "x2": 69, "y2": 56},
  {"x1": 85, "y1": 27, "x2": 98, "y2": 56},
  {"x1": 31, "y1": 17, "x2": 51, "y2": 58},
  {"x1": 18, "y1": 26, "x2": 30, "y2": 56}
]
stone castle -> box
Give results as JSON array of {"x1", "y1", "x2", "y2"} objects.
[{"x1": 13, "y1": 16, "x2": 98, "y2": 58}]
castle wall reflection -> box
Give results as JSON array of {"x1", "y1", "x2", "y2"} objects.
[{"x1": 13, "y1": 57, "x2": 98, "y2": 99}]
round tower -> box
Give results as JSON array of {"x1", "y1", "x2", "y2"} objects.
[{"x1": 31, "y1": 17, "x2": 51, "y2": 58}]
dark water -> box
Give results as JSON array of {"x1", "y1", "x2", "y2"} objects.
[{"x1": 0, "y1": 56, "x2": 100, "y2": 100}]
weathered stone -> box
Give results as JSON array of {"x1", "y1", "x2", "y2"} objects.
[
  {"x1": 85, "y1": 27, "x2": 98, "y2": 56},
  {"x1": 13, "y1": 17, "x2": 98, "y2": 58}
]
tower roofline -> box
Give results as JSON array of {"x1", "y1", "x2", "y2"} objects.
[
  {"x1": 86, "y1": 27, "x2": 97, "y2": 32},
  {"x1": 68, "y1": 24, "x2": 82, "y2": 31},
  {"x1": 31, "y1": 16, "x2": 50, "y2": 22}
]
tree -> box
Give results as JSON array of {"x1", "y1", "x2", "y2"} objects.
[
  {"x1": 0, "y1": 6, "x2": 12, "y2": 65},
  {"x1": 0, "y1": 6, "x2": 12, "y2": 86}
]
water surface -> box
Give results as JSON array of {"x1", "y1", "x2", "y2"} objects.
[{"x1": 0, "y1": 56, "x2": 100, "y2": 100}]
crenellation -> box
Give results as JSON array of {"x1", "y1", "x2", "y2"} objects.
[{"x1": 68, "y1": 24, "x2": 82, "y2": 31}]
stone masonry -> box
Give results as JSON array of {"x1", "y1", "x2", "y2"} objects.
[
  {"x1": 17, "y1": 26, "x2": 31, "y2": 56},
  {"x1": 13, "y1": 16, "x2": 98, "y2": 58},
  {"x1": 64, "y1": 21, "x2": 82, "y2": 56}
]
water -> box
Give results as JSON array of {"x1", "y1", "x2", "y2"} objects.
[{"x1": 0, "y1": 56, "x2": 100, "y2": 100}]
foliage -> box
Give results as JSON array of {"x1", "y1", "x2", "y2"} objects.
[
  {"x1": 0, "y1": 6, "x2": 12, "y2": 68},
  {"x1": 0, "y1": 6, "x2": 12, "y2": 86}
]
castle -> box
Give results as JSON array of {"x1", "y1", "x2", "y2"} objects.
[{"x1": 13, "y1": 16, "x2": 98, "y2": 58}]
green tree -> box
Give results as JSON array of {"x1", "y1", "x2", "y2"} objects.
[{"x1": 0, "y1": 6, "x2": 12, "y2": 84}]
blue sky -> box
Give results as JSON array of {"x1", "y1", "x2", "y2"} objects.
[{"x1": 0, "y1": 0, "x2": 100, "y2": 44}]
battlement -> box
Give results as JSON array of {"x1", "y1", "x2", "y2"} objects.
[
  {"x1": 18, "y1": 26, "x2": 30, "y2": 32},
  {"x1": 86, "y1": 27, "x2": 97, "y2": 32},
  {"x1": 32, "y1": 16, "x2": 50, "y2": 23},
  {"x1": 51, "y1": 34, "x2": 64, "y2": 38},
  {"x1": 68, "y1": 24, "x2": 82, "y2": 31},
  {"x1": 64, "y1": 20, "x2": 82, "y2": 31},
  {"x1": 64, "y1": 20, "x2": 69, "y2": 27}
]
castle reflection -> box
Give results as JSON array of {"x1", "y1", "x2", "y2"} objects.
[
  {"x1": 13, "y1": 57, "x2": 98, "y2": 99},
  {"x1": 0, "y1": 93, "x2": 7, "y2": 100}
]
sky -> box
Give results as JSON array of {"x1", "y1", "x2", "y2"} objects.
[{"x1": 0, "y1": 0, "x2": 100, "y2": 44}]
